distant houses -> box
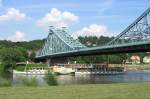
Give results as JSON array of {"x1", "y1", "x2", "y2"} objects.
[
  {"x1": 143, "y1": 56, "x2": 150, "y2": 64},
  {"x1": 130, "y1": 55, "x2": 140, "y2": 64},
  {"x1": 126, "y1": 55, "x2": 150, "y2": 64}
]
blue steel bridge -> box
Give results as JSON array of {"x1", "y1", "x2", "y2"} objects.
[{"x1": 36, "y1": 7, "x2": 150, "y2": 64}]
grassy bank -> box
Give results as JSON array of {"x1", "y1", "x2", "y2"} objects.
[
  {"x1": 0, "y1": 83, "x2": 150, "y2": 99},
  {"x1": 126, "y1": 64, "x2": 150, "y2": 70}
]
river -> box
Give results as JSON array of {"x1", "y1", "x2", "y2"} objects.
[{"x1": 12, "y1": 70, "x2": 150, "y2": 86}]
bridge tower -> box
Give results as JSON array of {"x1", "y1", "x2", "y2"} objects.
[{"x1": 36, "y1": 26, "x2": 86, "y2": 66}]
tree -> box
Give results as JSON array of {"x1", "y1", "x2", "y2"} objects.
[
  {"x1": 0, "y1": 48, "x2": 26, "y2": 78},
  {"x1": 45, "y1": 71, "x2": 58, "y2": 86},
  {"x1": 29, "y1": 52, "x2": 36, "y2": 62}
]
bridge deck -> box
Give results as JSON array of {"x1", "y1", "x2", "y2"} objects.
[{"x1": 36, "y1": 41, "x2": 150, "y2": 59}]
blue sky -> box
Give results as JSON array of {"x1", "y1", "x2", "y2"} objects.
[{"x1": 0, "y1": 0, "x2": 150, "y2": 41}]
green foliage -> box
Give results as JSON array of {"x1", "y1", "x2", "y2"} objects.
[
  {"x1": 138, "y1": 53, "x2": 145, "y2": 63},
  {"x1": 76, "y1": 54, "x2": 128, "y2": 64},
  {"x1": 0, "y1": 78, "x2": 12, "y2": 87},
  {"x1": 108, "y1": 54, "x2": 127, "y2": 64},
  {"x1": 0, "y1": 39, "x2": 44, "y2": 51},
  {"x1": 14, "y1": 63, "x2": 47, "y2": 71},
  {"x1": 45, "y1": 71, "x2": 58, "y2": 86},
  {"x1": 29, "y1": 52, "x2": 36, "y2": 61},
  {"x1": 78, "y1": 36, "x2": 114, "y2": 47},
  {"x1": 0, "y1": 48, "x2": 26, "y2": 77},
  {"x1": 0, "y1": 48, "x2": 25, "y2": 63},
  {"x1": 0, "y1": 39, "x2": 44, "y2": 65},
  {"x1": 26, "y1": 63, "x2": 47, "y2": 69},
  {"x1": 15, "y1": 65, "x2": 25, "y2": 71},
  {"x1": 21, "y1": 77, "x2": 38, "y2": 87},
  {"x1": 16, "y1": 47, "x2": 29, "y2": 61}
]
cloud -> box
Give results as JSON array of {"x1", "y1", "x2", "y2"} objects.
[
  {"x1": 7, "y1": 31, "x2": 26, "y2": 42},
  {"x1": 37, "y1": 8, "x2": 79, "y2": 28},
  {"x1": 0, "y1": 8, "x2": 27, "y2": 22},
  {"x1": 72, "y1": 24, "x2": 112, "y2": 38}
]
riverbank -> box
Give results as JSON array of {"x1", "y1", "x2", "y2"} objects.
[
  {"x1": 125, "y1": 64, "x2": 150, "y2": 70},
  {"x1": 0, "y1": 82, "x2": 150, "y2": 99}
]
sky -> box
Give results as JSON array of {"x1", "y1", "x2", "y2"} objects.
[{"x1": 0, "y1": 0, "x2": 150, "y2": 41}]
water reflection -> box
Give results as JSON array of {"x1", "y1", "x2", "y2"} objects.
[{"x1": 13, "y1": 70, "x2": 150, "y2": 86}]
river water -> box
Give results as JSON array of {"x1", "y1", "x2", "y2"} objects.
[{"x1": 13, "y1": 70, "x2": 150, "y2": 86}]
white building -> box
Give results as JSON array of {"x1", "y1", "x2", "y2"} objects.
[
  {"x1": 130, "y1": 55, "x2": 140, "y2": 64},
  {"x1": 143, "y1": 56, "x2": 150, "y2": 63}
]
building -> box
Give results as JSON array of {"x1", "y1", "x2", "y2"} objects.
[
  {"x1": 143, "y1": 56, "x2": 150, "y2": 63},
  {"x1": 130, "y1": 55, "x2": 140, "y2": 64}
]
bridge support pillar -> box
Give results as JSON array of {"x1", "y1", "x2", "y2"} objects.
[{"x1": 46, "y1": 59, "x2": 51, "y2": 67}]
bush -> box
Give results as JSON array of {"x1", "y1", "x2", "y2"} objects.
[
  {"x1": 21, "y1": 77, "x2": 38, "y2": 87},
  {"x1": 0, "y1": 78, "x2": 12, "y2": 87},
  {"x1": 15, "y1": 65, "x2": 25, "y2": 71},
  {"x1": 44, "y1": 71, "x2": 58, "y2": 86}
]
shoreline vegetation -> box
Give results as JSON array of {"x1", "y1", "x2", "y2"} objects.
[
  {"x1": 0, "y1": 82, "x2": 150, "y2": 99},
  {"x1": 0, "y1": 71, "x2": 58, "y2": 87}
]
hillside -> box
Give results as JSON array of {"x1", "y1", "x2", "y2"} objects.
[
  {"x1": 0, "y1": 39, "x2": 45, "y2": 51},
  {"x1": 0, "y1": 36, "x2": 114, "y2": 51}
]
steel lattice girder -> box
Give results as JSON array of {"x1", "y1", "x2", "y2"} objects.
[
  {"x1": 107, "y1": 7, "x2": 150, "y2": 45},
  {"x1": 36, "y1": 26, "x2": 86, "y2": 57}
]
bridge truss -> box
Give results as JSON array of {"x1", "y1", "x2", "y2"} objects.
[
  {"x1": 107, "y1": 7, "x2": 150, "y2": 45},
  {"x1": 36, "y1": 26, "x2": 86, "y2": 58}
]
